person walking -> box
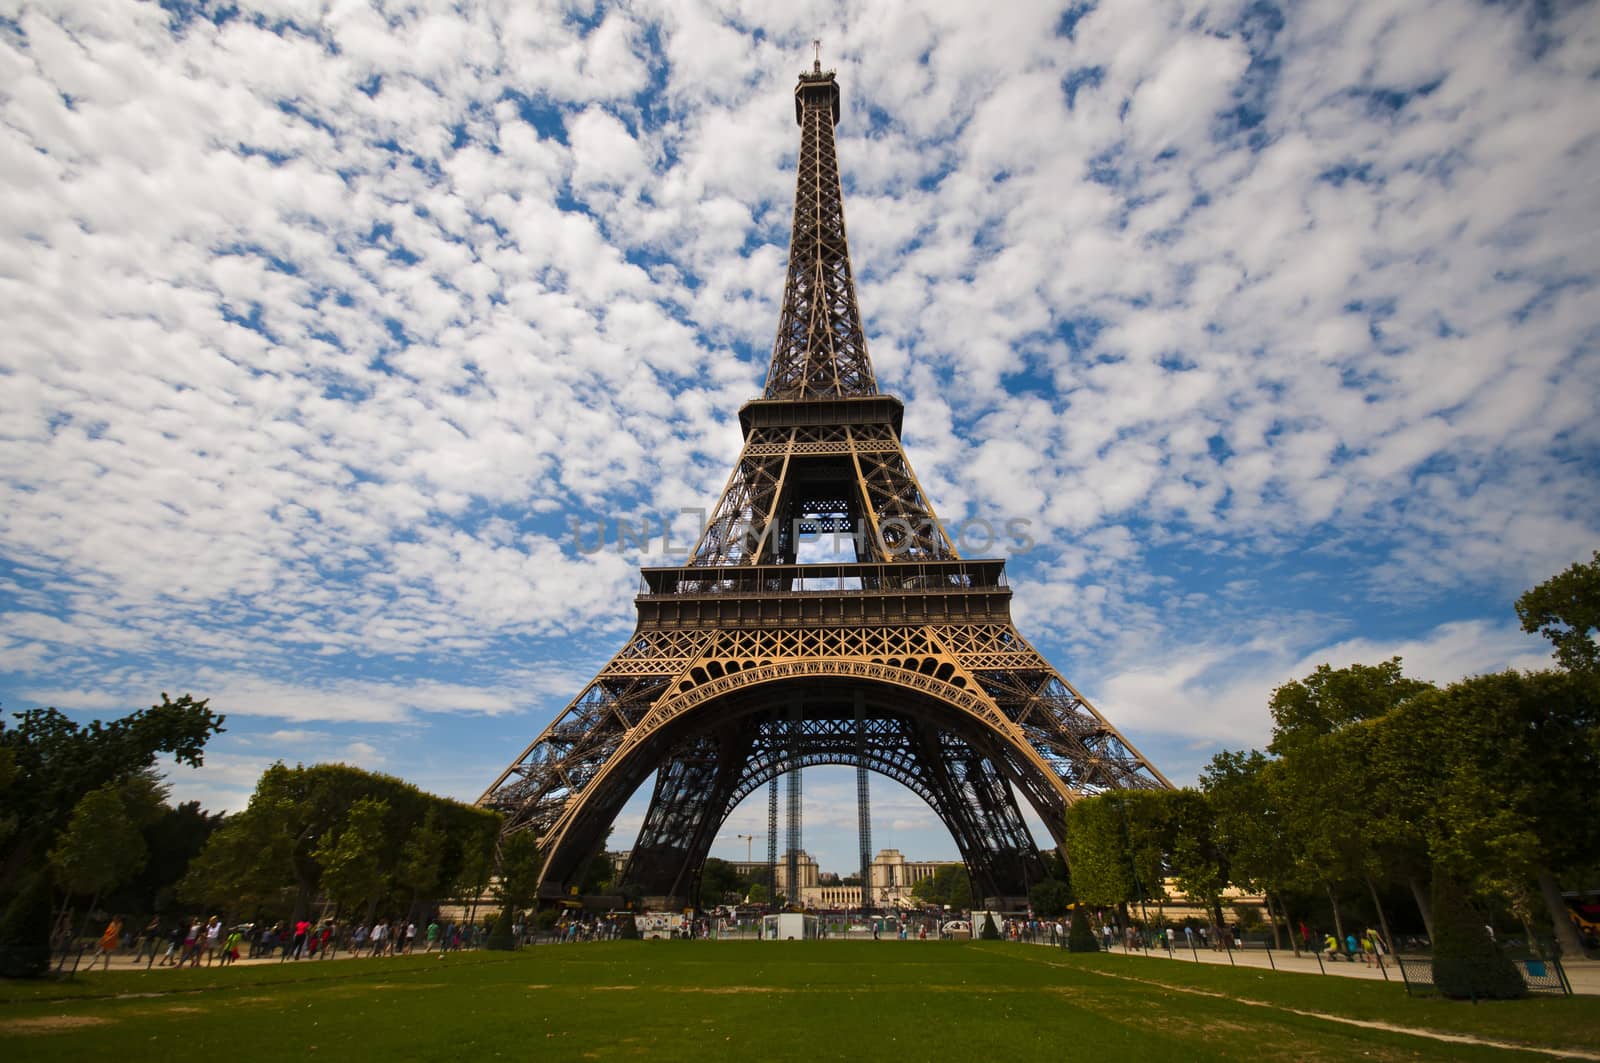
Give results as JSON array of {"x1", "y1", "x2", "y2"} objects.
[
  {"x1": 87, "y1": 915, "x2": 123, "y2": 971},
  {"x1": 133, "y1": 916, "x2": 162, "y2": 966},
  {"x1": 201, "y1": 916, "x2": 222, "y2": 965},
  {"x1": 182, "y1": 918, "x2": 204, "y2": 967}
]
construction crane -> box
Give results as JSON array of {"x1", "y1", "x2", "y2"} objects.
[{"x1": 735, "y1": 833, "x2": 759, "y2": 862}]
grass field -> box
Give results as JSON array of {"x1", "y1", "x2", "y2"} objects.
[{"x1": 4, "y1": 942, "x2": 1596, "y2": 1061}]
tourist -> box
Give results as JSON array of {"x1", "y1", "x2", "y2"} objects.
[
  {"x1": 159, "y1": 921, "x2": 184, "y2": 966},
  {"x1": 87, "y1": 915, "x2": 123, "y2": 970},
  {"x1": 132, "y1": 916, "x2": 162, "y2": 966}
]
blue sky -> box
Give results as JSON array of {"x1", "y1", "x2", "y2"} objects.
[{"x1": 2, "y1": 0, "x2": 1596, "y2": 875}]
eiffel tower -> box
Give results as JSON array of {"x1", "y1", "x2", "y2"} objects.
[{"x1": 479, "y1": 56, "x2": 1171, "y2": 908}]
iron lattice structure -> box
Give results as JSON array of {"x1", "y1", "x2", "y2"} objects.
[{"x1": 479, "y1": 61, "x2": 1171, "y2": 908}]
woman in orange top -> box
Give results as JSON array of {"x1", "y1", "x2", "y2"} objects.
[{"x1": 89, "y1": 915, "x2": 124, "y2": 971}]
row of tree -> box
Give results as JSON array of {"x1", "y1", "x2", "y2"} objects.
[
  {"x1": 1060, "y1": 552, "x2": 1599, "y2": 997},
  {"x1": 0, "y1": 692, "x2": 554, "y2": 976},
  {"x1": 179, "y1": 762, "x2": 503, "y2": 926}
]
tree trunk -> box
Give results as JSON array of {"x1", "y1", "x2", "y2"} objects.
[
  {"x1": 1408, "y1": 874, "x2": 1434, "y2": 942},
  {"x1": 1278, "y1": 893, "x2": 1305, "y2": 956},
  {"x1": 1537, "y1": 867, "x2": 1587, "y2": 958},
  {"x1": 1263, "y1": 891, "x2": 1285, "y2": 950},
  {"x1": 1260, "y1": 891, "x2": 1278, "y2": 948},
  {"x1": 1364, "y1": 875, "x2": 1395, "y2": 954},
  {"x1": 1326, "y1": 884, "x2": 1346, "y2": 945}
]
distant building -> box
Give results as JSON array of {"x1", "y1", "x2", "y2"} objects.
[{"x1": 607, "y1": 847, "x2": 966, "y2": 910}]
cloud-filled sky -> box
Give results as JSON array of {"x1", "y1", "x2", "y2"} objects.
[{"x1": 2, "y1": 0, "x2": 1596, "y2": 874}]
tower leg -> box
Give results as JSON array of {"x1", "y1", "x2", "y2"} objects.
[
  {"x1": 855, "y1": 697, "x2": 873, "y2": 915},
  {"x1": 766, "y1": 775, "x2": 778, "y2": 909},
  {"x1": 785, "y1": 713, "x2": 802, "y2": 907}
]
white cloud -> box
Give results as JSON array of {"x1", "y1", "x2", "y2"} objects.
[{"x1": 1, "y1": 0, "x2": 1596, "y2": 869}]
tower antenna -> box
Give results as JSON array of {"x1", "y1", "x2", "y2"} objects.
[{"x1": 813, "y1": 38, "x2": 822, "y2": 73}]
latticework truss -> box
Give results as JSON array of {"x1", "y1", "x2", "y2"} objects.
[
  {"x1": 689, "y1": 420, "x2": 956, "y2": 566},
  {"x1": 478, "y1": 62, "x2": 1172, "y2": 909},
  {"x1": 763, "y1": 65, "x2": 876, "y2": 399}
]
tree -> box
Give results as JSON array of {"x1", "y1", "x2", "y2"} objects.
[
  {"x1": 48, "y1": 782, "x2": 152, "y2": 924},
  {"x1": 1382, "y1": 670, "x2": 1598, "y2": 957},
  {"x1": 1063, "y1": 796, "x2": 1135, "y2": 908},
  {"x1": 979, "y1": 911, "x2": 1001, "y2": 940},
  {"x1": 0, "y1": 694, "x2": 224, "y2": 896},
  {"x1": 909, "y1": 864, "x2": 972, "y2": 908},
  {"x1": 745, "y1": 882, "x2": 769, "y2": 905},
  {"x1": 1201, "y1": 750, "x2": 1299, "y2": 950},
  {"x1": 699, "y1": 858, "x2": 747, "y2": 904},
  {"x1": 179, "y1": 762, "x2": 500, "y2": 922},
  {"x1": 1268, "y1": 660, "x2": 1434, "y2": 946},
  {"x1": 395, "y1": 808, "x2": 447, "y2": 919},
  {"x1": 0, "y1": 871, "x2": 55, "y2": 977},
  {"x1": 114, "y1": 799, "x2": 223, "y2": 918},
  {"x1": 489, "y1": 829, "x2": 542, "y2": 950},
  {"x1": 1517, "y1": 549, "x2": 1600, "y2": 674},
  {"x1": 1028, "y1": 878, "x2": 1071, "y2": 919},
  {"x1": 1267, "y1": 658, "x2": 1432, "y2": 756},
  {"x1": 314, "y1": 796, "x2": 392, "y2": 920},
  {"x1": 1164, "y1": 789, "x2": 1226, "y2": 926}
]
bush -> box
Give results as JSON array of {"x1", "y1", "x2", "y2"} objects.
[
  {"x1": 485, "y1": 907, "x2": 515, "y2": 951},
  {"x1": 0, "y1": 871, "x2": 55, "y2": 978},
  {"x1": 979, "y1": 912, "x2": 1001, "y2": 940},
  {"x1": 618, "y1": 914, "x2": 639, "y2": 940},
  {"x1": 1068, "y1": 908, "x2": 1098, "y2": 952},
  {"x1": 1430, "y1": 873, "x2": 1525, "y2": 1000}
]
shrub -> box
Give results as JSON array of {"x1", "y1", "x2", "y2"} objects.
[
  {"x1": 0, "y1": 871, "x2": 55, "y2": 978},
  {"x1": 1431, "y1": 873, "x2": 1525, "y2": 1000},
  {"x1": 1068, "y1": 908, "x2": 1098, "y2": 952}
]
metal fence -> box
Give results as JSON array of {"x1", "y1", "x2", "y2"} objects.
[{"x1": 1395, "y1": 955, "x2": 1572, "y2": 998}]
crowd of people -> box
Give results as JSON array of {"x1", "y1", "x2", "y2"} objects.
[{"x1": 68, "y1": 913, "x2": 491, "y2": 968}]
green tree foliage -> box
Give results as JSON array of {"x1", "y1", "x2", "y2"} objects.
[
  {"x1": 0, "y1": 694, "x2": 224, "y2": 895},
  {"x1": 396, "y1": 807, "x2": 447, "y2": 917},
  {"x1": 1517, "y1": 549, "x2": 1600, "y2": 674},
  {"x1": 1028, "y1": 878, "x2": 1071, "y2": 918},
  {"x1": 699, "y1": 858, "x2": 748, "y2": 904},
  {"x1": 1267, "y1": 659, "x2": 1433, "y2": 755},
  {"x1": 1201, "y1": 751, "x2": 1291, "y2": 897},
  {"x1": 1163, "y1": 789, "x2": 1226, "y2": 920},
  {"x1": 1266, "y1": 660, "x2": 1434, "y2": 943},
  {"x1": 1431, "y1": 870, "x2": 1526, "y2": 1000},
  {"x1": 909, "y1": 864, "x2": 972, "y2": 908},
  {"x1": 1068, "y1": 906, "x2": 1097, "y2": 952},
  {"x1": 1063, "y1": 796, "x2": 1135, "y2": 907},
  {"x1": 493, "y1": 829, "x2": 543, "y2": 914},
  {"x1": 0, "y1": 871, "x2": 55, "y2": 978},
  {"x1": 0, "y1": 746, "x2": 18, "y2": 856},
  {"x1": 314, "y1": 796, "x2": 392, "y2": 918},
  {"x1": 1377, "y1": 669, "x2": 1599, "y2": 953},
  {"x1": 489, "y1": 829, "x2": 542, "y2": 950},
  {"x1": 48, "y1": 780, "x2": 154, "y2": 903},
  {"x1": 180, "y1": 762, "x2": 499, "y2": 920},
  {"x1": 114, "y1": 800, "x2": 224, "y2": 917},
  {"x1": 745, "y1": 882, "x2": 769, "y2": 905}
]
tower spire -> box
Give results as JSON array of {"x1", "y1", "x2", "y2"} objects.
[{"x1": 764, "y1": 52, "x2": 876, "y2": 399}]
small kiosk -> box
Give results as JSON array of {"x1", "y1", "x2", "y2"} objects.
[{"x1": 761, "y1": 912, "x2": 820, "y2": 940}]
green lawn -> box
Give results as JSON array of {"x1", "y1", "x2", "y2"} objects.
[{"x1": 3, "y1": 942, "x2": 1594, "y2": 1061}]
